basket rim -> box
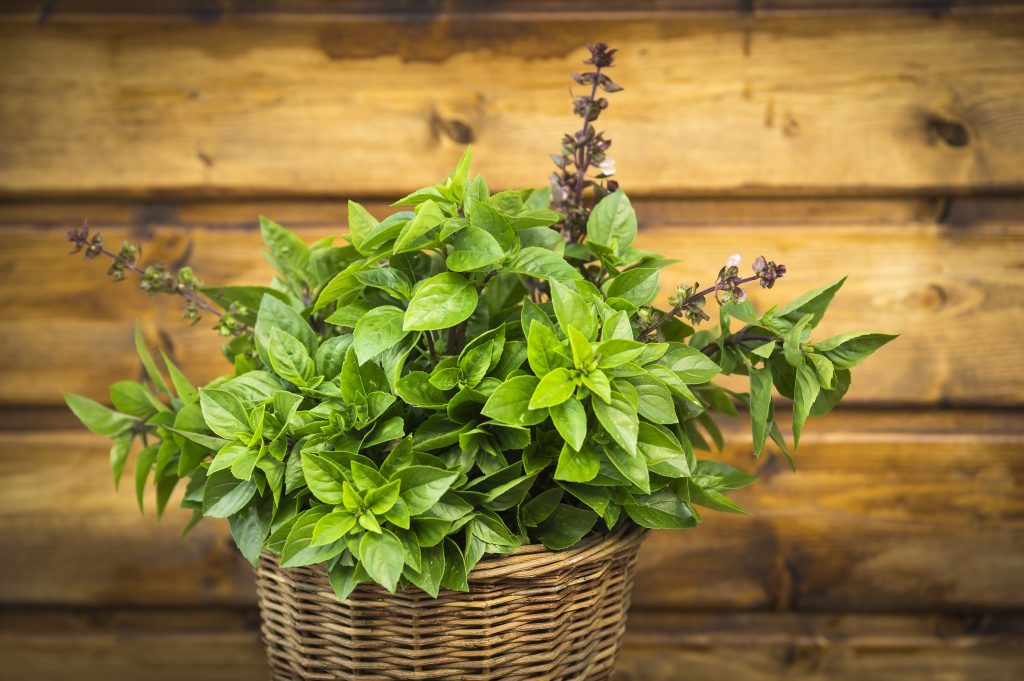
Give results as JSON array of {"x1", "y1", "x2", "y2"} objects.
[{"x1": 260, "y1": 521, "x2": 648, "y2": 583}]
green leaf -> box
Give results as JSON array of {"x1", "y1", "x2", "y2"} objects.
[
  {"x1": 625, "y1": 489, "x2": 696, "y2": 529},
  {"x1": 586, "y1": 189, "x2": 637, "y2": 256},
  {"x1": 134, "y1": 444, "x2": 157, "y2": 513},
  {"x1": 605, "y1": 268, "x2": 660, "y2": 307},
  {"x1": 393, "y1": 466, "x2": 459, "y2": 515},
  {"x1": 661, "y1": 344, "x2": 721, "y2": 384},
  {"x1": 356, "y1": 267, "x2": 414, "y2": 301},
  {"x1": 353, "y1": 305, "x2": 408, "y2": 364},
  {"x1": 581, "y1": 370, "x2": 612, "y2": 404},
  {"x1": 535, "y1": 503, "x2": 598, "y2": 550},
  {"x1": 394, "y1": 200, "x2": 445, "y2": 253},
  {"x1": 593, "y1": 389, "x2": 639, "y2": 456},
  {"x1": 693, "y1": 460, "x2": 758, "y2": 490},
  {"x1": 604, "y1": 442, "x2": 650, "y2": 493},
  {"x1": 447, "y1": 226, "x2": 504, "y2": 272},
  {"x1": 268, "y1": 327, "x2": 316, "y2": 386},
  {"x1": 365, "y1": 480, "x2": 401, "y2": 515},
  {"x1": 347, "y1": 200, "x2": 378, "y2": 255},
  {"x1": 301, "y1": 452, "x2": 347, "y2": 505},
  {"x1": 751, "y1": 339, "x2": 777, "y2": 359},
  {"x1": 521, "y1": 297, "x2": 554, "y2": 336},
  {"x1": 810, "y1": 368, "x2": 852, "y2": 418},
  {"x1": 793, "y1": 362, "x2": 821, "y2": 450},
  {"x1": 481, "y1": 375, "x2": 546, "y2": 426},
  {"x1": 134, "y1": 322, "x2": 169, "y2": 394},
  {"x1": 229, "y1": 494, "x2": 274, "y2": 567},
  {"x1": 202, "y1": 285, "x2": 289, "y2": 320},
  {"x1": 550, "y1": 279, "x2": 597, "y2": 341},
  {"x1": 109, "y1": 435, "x2": 132, "y2": 489},
  {"x1": 595, "y1": 339, "x2": 644, "y2": 369},
  {"x1": 404, "y1": 544, "x2": 445, "y2": 597},
  {"x1": 506, "y1": 247, "x2": 582, "y2": 282},
  {"x1": 64, "y1": 392, "x2": 136, "y2": 437},
  {"x1": 198, "y1": 388, "x2": 250, "y2": 440},
  {"x1": 281, "y1": 507, "x2": 346, "y2": 567},
  {"x1": 808, "y1": 353, "x2": 836, "y2": 389},
  {"x1": 549, "y1": 398, "x2": 587, "y2": 452},
  {"x1": 160, "y1": 350, "x2": 198, "y2": 404},
  {"x1": 637, "y1": 423, "x2": 690, "y2": 478},
  {"x1": 528, "y1": 367, "x2": 575, "y2": 409},
  {"x1": 527, "y1": 320, "x2": 570, "y2": 376},
  {"x1": 202, "y1": 469, "x2": 257, "y2": 518},
  {"x1": 683, "y1": 481, "x2": 750, "y2": 515},
  {"x1": 397, "y1": 371, "x2": 448, "y2": 408},
  {"x1": 446, "y1": 147, "x2": 474, "y2": 198},
  {"x1": 254, "y1": 294, "x2": 318, "y2": 365},
  {"x1": 359, "y1": 530, "x2": 405, "y2": 592},
  {"x1": 311, "y1": 510, "x2": 357, "y2": 547},
  {"x1": 567, "y1": 326, "x2": 595, "y2": 368},
  {"x1": 774, "y1": 276, "x2": 847, "y2": 331},
  {"x1": 554, "y1": 443, "x2": 600, "y2": 483},
  {"x1": 749, "y1": 365, "x2": 772, "y2": 456},
  {"x1": 260, "y1": 215, "x2": 310, "y2": 288},
  {"x1": 328, "y1": 561, "x2": 362, "y2": 601},
  {"x1": 783, "y1": 315, "x2": 812, "y2": 368},
  {"x1": 109, "y1": 381, "x2": 160, "y2": 418},
  {"x1": 521, "y1": 488, "x2": 563, "y2": 527},
  {"x1": 627, "y1": 374, "x2": 677, "y2": 424},
  {"x1": 815, "y1": 332, "x2": 898, "y2": 369},
  {"x1": 440, "y1": 538, "x2": 469, "y2": 592},
  {"x1": 403, "y1": 273, "x2": 477, "y2": 332}
]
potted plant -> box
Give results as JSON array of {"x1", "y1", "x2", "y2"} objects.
[{"x1": 63, "y1": 44, "x2": 894, "y2": 680}]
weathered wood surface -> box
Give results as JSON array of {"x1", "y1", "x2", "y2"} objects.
[
  {"x1": 1, "y1": 14, "x2": 1023, "y2": 197},
  {"x1": 2, "y1": 410, "x2": 1020, "y2": 611},
  {"x1": 3, "y1": 1, "x2": 1021, "y2": 23},
  {"x1": 1, "y1": 198, "x2": 1020, "y2": 406},
  {"x1": 2, "y1": 609, "x2": 1021, "y2": 681}
]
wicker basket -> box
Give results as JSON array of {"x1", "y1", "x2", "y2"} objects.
[{"x1": 255, "y1": 523, "x2": 648, "y2": 681}]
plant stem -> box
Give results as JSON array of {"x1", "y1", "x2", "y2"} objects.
[
  {"x1": 424, "y1": 330, "x2": 438, "y2": 366},
  {"x1": 94, "y1": 244, "x2": 225, "y2": 319}
]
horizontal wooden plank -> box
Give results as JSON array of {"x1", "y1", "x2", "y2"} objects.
[
  {"x1": 1, "y1": 609, "x2": 1021, "y2": 681},
  {"x1": 1, "y1": 410, "x2": 1020, "y2": 610},
  {"x1": 0, "y1": 198, "x2": 1020, "y2": 406},
  {"x1": 2, "y1": 0, "x2": 1020, "y2": 23},
  {"x1": 1, "y1": 14, "x2": 1022, "y2": 197},
  {"x1": 615, "y1": 612, "x2": 1024, "y2": 681},
  {"x1": 0, "y1": 609, "x2": 267, "y2": 681}
]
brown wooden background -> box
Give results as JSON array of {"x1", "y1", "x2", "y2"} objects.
[{"x1": 1, "y1": 1, "x2": 1023, "y2": 679}]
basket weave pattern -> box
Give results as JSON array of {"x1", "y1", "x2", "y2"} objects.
[{"x1": 255, "y1": 524, "x2": 647, "y2": 681}]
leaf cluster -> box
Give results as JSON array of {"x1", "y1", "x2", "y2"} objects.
[{"x1": 65, "y1": 150, "x2": 894, "y2": 599}]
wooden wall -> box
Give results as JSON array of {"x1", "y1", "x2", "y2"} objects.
[{"x1": 1, "y1": 2, "x2": 1022, "y2": 679}]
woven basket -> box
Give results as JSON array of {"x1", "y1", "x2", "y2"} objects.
[{"x1": 255, "y1": 523, "x2": 648, "y2": 681}]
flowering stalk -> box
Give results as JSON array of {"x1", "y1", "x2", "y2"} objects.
[
  {"x1": 551, "y1": 43, "x2": 622, "y2": 245},
  {"x1": 66, "y1": 221, "x2": 249, "y2": 335},
  {"x1": 638, "y1": 255, "x2": 787, "y2": 339}
]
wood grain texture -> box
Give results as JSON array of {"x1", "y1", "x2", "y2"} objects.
[
  {"x1": 3, "y1": 0, "x2": 1021, "y2": 23},
  {"x1": 2, "y1": 410, "x2": 1020, "y2": 610},
  {"x1": 1, "y1": 13, "x2": 1022, "y2": 197},
  {"x1": 2, "y1": 609, "x2": 1021, "y2": 681},
  {"x1": 1, "y1": 198, "x2": 1019, "y2": 406},
  {"x1": 614, "y1": 612, "x2": 1024, "y2": 681}
]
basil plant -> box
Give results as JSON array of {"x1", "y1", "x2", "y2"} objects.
[{"x1": 64, "y1": 149, "x2": 894, "y2": 600}]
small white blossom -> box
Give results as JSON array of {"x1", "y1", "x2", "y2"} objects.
[
  {"x1": 725, "y1": 253, "x2": 741, "y2": 267},
  {"x1": 597, "y1": 158, "x2": 616, "y2": 176}
]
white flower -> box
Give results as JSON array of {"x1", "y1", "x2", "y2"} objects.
[
  {"x1": 725, "y1": 253, "x2": 741, "y2": 267},
  {"x1": 597, "y1": 158, "x2": 616, "y2": 177}
]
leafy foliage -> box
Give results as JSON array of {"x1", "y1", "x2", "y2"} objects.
[{"x1": 64, "y1": 46, "x2": 893, "y2": 601}]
